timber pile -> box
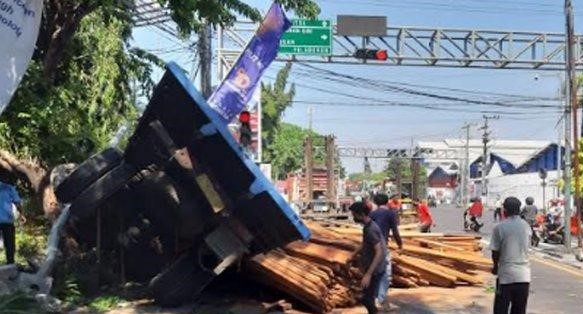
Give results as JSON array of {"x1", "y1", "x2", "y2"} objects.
[{"x1": 244, "y1": 221, "x2": 491, "y2": 313}]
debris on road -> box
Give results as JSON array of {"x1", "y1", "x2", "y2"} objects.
[{"x1": 244, "y1": 221, "x2": 491, "y2": 313}]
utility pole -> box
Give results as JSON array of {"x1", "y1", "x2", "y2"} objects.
[
  {"x1": 461, "y1": 123, "x2": 473, "y2": 206},
  {"x1": 305, "y1": 106, "x2": 314, "y2": 204},
  {"x1": 325, "y1": 135, "x2": 337, "y2": 208},
  {"x1": 411, "y1": 158, "x2": 420, "y2": 201},
  {"x1": 565, "y1": 0, "x2": 582, "y2": 253},
  {"x1": 410, "y1": 138, "x2": 420, "y2": 201},
  {"x1": 304, "y1": 136, "x2": 314, "y2": 204},
  {"x1": 480, "y1": 115, "x2": 499, "y2": 205},
  {"x1": 198, "y1": 22, "x2": 212, "y2": 98}
]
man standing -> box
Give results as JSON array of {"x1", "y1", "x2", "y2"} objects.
[
  {"x1": 415, "y1": 198, "x2": 435, "y2": 233},
  {"x1": 370, "y1": 193, "x2": 403, "y2": 310},
  {"x1": 349, "y1": 202, "x2": 386, "y2": 314},
  {"x1": 494, "y1": 197, "x2": 503, "y2": 221},
  {"x1": 521, "y1": 197, "x2": 539, "y2": 246},
  {"x1": 388, "y1": 195, "x2": 401, "y2": 212},
  {"x1": 0, "y1": 181, "x2": 23, "y2": 264},
  {"x1": 490, "y1": 197, "x2": 531, "y2": 314}
]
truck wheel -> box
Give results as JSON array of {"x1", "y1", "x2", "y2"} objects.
[
  {"x1": 149, "y1": 249, "x2": 215, "y2": 307},
  {"x1": 55, "y1": 148, "x2": 123, "y2": 203},
  {"x1": 69, "y1": 162, "x2": 139, "y2": 219}
]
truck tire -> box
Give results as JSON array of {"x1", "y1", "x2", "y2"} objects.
[
  {"x1": 149, "y1": 249, "x2": 215, "y2": 307},
  {"x1": 55, "y1": 148, "x2": 123, "y2": 203},
  {"x1": 69, "y1": 162, "x2": 139, "y2": 219}
]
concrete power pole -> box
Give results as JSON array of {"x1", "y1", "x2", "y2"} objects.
[
  {"x1": 480, "y1": 115, "x2": 499, "y2": 205},
  {"x1": 304, "y1": 106, "x2": 314, "y2": 204},
  {"x1": 461, "y1": 123, "x2": 473, "y2": 206},
  {"x1": 304, "y1": 136, "x2": 314, "y2": 204},
  {"x1": 565, "y1": 0, "x2": 582, "y2": 253},
  {"x1": 325, "y1": 135, "x2": 337, "y2": 208},
  {"x1": 198, "y1": 22, "x2": 212, "y2": 98}
]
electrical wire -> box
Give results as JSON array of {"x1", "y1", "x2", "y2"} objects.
[{"x1": 292, "y1": 63, "x2": 560, "y2": 108}]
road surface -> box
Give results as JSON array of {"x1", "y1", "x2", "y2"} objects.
[{"x1": 433, "y1": 203, "x2": 583, "y2": 314}]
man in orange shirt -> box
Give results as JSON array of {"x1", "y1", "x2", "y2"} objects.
[
  {"x1": 415, "y1": 198, "x2": 435, "y2": 233},
  {"x1": 388, "y1": 195, "x2": 401, "y2": 212},
  {"x1": 467, "y1": 197, "x2": 484, "y2": 229}
]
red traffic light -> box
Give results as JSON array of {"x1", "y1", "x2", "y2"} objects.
[
  {"x1": 239, "y1": 110, "x2": 251, "y2": 123},
  {"x1": 375, "y1": 50, "x2": 388, "y2": 61},
  {"x1": 355, "y1": 49, "x2": 388, "y2": 61}
]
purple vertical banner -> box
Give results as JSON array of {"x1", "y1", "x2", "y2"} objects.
[{"x1": 208, "y1": 3, "x2": 291, "y2": 124}]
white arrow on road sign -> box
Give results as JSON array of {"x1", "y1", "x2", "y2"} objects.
[
  {"x1": 321, "y1": 34, "x2": 328, "y2": 40},
  {"x1": 322, "y1": 21, "x2": 329, "y2": 27}
]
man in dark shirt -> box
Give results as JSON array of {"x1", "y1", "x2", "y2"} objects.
[
  {"x1": 370, "y1": 193, "x2": 403, "y2": 308},
  {"x1": 349, "y1": 201, "x2": 386, "y2": 314}
]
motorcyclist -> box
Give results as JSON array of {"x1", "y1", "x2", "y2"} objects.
[
  {"x1": 465, "y1": 197, "x2": 484, "y2": 231},
  {"x1": 521, "y1": 197, "x2": 539, "y2": 246}
]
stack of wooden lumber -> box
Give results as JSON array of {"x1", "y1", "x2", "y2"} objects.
[{"x1": 243, "y1": 221, "x2": 491, "y2": 313}]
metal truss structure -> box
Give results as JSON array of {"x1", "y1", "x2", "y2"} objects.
[
  {"x1": 218, "y1": 21, "x2": 583, "y2": 73},
  {"x1": 336, "y1": 147, "x2": 460, "y2": 160}
]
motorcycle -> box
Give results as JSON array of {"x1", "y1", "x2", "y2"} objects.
[
  {"x1": 463, "y1": 210, "x2": 483, "y2": 232},
  {"x1": 541, "y1": 212, "x2": 565, "y2": 245}
]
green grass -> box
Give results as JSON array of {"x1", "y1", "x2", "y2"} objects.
[
  {"x1": 88, "y1": 295, "x2": 125, "y2": 313},
  {"x1": 0, "y1": 224, "x2": 47, "y2": 265},
  {"x1": 485, "y1": 285, "x2": 496, "y2": 294}
]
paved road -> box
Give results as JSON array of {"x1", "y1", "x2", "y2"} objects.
[{"x1": 432, "y1": 204, "x2": 583, "y2": 314}]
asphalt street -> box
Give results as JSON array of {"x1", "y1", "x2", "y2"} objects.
[{"x1": 432, "y1": 204, "x2": 583, "y2": 314}]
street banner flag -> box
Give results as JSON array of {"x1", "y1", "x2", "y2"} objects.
[
  {"x1": 0, "y1": 0, "x2": 43, "y2": 115},
  {"x1": 208, "y1": 2, "x2": 291, "y2": 123}
]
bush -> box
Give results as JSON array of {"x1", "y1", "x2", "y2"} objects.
[
  {"x1": 88, "y1": 295, "x2": 124, "y2": 313},
  {"x1": 0, "y1": 292, "x2": 44, "y2": 314},
  {"x1": 0, "y1": 224, "x2": 47, "y2": 265}
]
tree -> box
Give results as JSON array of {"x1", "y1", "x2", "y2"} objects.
[
  {"x1": 38, "y1": 0, "x2": 319, "y2": 82},
  {"x1": 269, "y1": 123, "x2": 306, "y2": 180},
  {"x1": 261, "y1": 62, "x2": 295, "y2": 155},
  {"x1": 385, "y1": 158, "x2": 427, "y2": 196},
  {"x1": 268, "y1": 123, "x2": 345, "y2": 180},
  {"x1": 0, "y1": 8, "x2": 157, "y2": 216}
]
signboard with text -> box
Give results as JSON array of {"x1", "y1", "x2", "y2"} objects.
[{"x1": 279, "y1": 19, "x2": 332, "y2": 56}]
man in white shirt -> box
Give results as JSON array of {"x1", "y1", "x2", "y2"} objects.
[{"x1": 489, "y1": 196, "x2": 531, "y2": 314}]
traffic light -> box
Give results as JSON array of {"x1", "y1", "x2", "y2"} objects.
[
  {"x1": 239, "y1": 110, "x2": 252, "y2": 149},
  {"x1": 354, "y1": 48, "x2": 388, "y2": 61}
]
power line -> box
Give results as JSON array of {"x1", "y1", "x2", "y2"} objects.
[
  {"x1": 293, "y1": 63, "x2": 560, "y2": 107},
  {"x1": 295, "y1": 63, "x2": 557, "y2": 102}
]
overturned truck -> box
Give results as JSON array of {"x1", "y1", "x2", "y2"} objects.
[{"x1": 54, "y1": 62, "x2": 310, "y2": 306}]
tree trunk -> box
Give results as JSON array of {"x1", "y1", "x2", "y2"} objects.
[
  {"x1": 0, "y1": 149, "x2": 59, "y2": 218},
  {"x1": 42, "y1": 1, "x2": 97, "y2": 82}
]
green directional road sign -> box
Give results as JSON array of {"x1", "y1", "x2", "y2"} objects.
[{"x1": 279, "y1": 19, "x2": 332, "y2": 56}]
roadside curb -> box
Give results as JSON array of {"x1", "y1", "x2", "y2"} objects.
[{"x1": 531, "y1": 248, "x2": 583, "y2": 272}]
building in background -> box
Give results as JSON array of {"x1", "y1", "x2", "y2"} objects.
[{"x1": 419, "y1": 139, "x2": 563, "y2": 208}]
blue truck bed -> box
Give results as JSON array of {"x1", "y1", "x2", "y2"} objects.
[{"x1": 124, "y1": 62, "x2": 310, "y2": 252}]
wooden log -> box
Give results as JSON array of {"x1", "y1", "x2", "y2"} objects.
[
  {"x1": 245, "y1": 260, "x2": 328, "y2": 312},
  {"x1": 285, "y1": 241, "x2": 353, "y2": 265},
  {"x1": 392, "y1": 274, "x2": 419, "y2": 288},
  {"x1": 389, "y1": 242, "x2": 492, "y2": 265},
  {"x1": 413, "y1": 238, "x2": 467, "y2": 252},
  {"x1": 392, "y1": 255, "x2": 457, "y2": 287},
  {"x1": 397, "y1": 254, "x2": 484, "y2": 285},
  {"x1": 309, "y1": 235, "x2": 359, "y2": 251}
]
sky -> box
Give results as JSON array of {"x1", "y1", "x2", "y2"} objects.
[{"x1": 132, "y1": 0, "x2": 582, "y2": 174}]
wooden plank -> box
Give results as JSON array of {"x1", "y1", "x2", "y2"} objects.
[{"x1": 285, "y1": 241, "x2": 353, "y2": 265}]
